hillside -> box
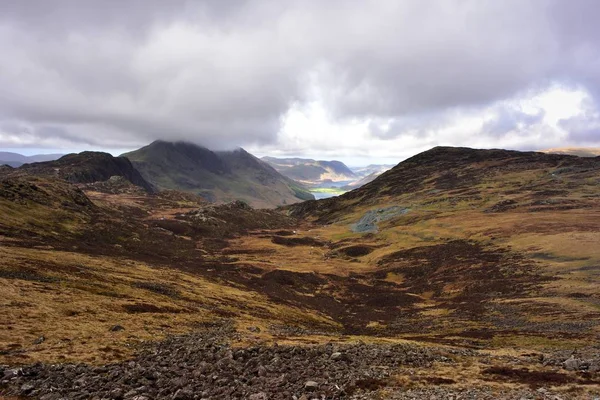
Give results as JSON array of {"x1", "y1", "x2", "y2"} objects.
[
  {"x1": 290, "y1": 146, "x2": 600, "y2": 221},
  {"x1": 262, "y1": 156, "x2": 357, "y2": 185},
  {"x1": 281, "y1": 146, "x2": 600, "y2": 347},
  {"x1": 123, "y1": 141, "x2": 314, "y2": 208},
  {"x1": 18, "y1": 152, "x2": 154, "y2": 193},
  {"x1": 2, "y1": 146, "x2": 600, "y2": 399}
]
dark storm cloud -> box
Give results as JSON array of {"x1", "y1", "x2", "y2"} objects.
[{"x1": 1, "y1": 0, "x2": 600, "y2": 150}]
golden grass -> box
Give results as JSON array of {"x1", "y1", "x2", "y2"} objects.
[
  {"x1": 219, "y1": 200, "x2": 600, "y2": 351},
  {"x1": 0, "y1": 246, "x2": 336, "y2": 365},
  {"x1": 3, "y1": 162, "x2": 600, "y2": 367},
  {"x1": 226, "y1": 231, "x2": 376, "y2": 275}
]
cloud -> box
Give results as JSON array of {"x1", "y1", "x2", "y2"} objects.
[
  {"x1": 1, "y1": 0, "x2": 600, "y2": 155},
  {"x1": 481, "y1": 107, "x2": 546, "y2": 137},
  {"x1": 559, "y1": 110, "x2": 600, "y2": 145}
]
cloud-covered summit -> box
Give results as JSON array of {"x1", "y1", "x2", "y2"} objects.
[{"x1": 1, "y1": 0, "x2": 599, "y2": 160}]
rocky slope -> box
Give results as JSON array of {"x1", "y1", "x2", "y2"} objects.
[
  {"x1": 123, "y1": 141, "x2": 314, "y2": 208},
  {"x1": 18, "y1": 152, "x2": 154, "y2": 193}
]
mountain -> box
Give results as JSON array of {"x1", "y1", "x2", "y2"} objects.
[
  {"x1": 342, "y1": 170, "x2": 381, "y2": 190},
  {"x1": 342, "y1": 164, "x2": 394, "y2": 190},
  {"x1": 0, "y1": 151, "x2": 64, "y2": 167},
  {"x1": 542, "y1": 147, "x2": 600, "y2": 157},
  {"x1": 262, "y1": 156, "x2": 357, "y2": 185},
  {"x1": 0, "y1": 160, "x2": 23, "y2": 168},
  {"x1": 122, "y1": 141, "x2": 314, "y2": 208},
  {"x1": 18, "y1": 151, "x2": 155, "y2": 193}
]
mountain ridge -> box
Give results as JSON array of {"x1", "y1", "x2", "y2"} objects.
[
  {"x1": 123, "y1": 141, "x2": 314, "y2": 208},
  {"x1": 17, "y1": 151, "x2": 155, "y2": 193}
]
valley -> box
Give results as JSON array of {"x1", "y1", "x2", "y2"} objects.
[
  {"x1": 308, "y1": 187, "x2": 348, "y2": 200},
  {"x1": 1, "y1": 146, "x2": 600, "y2": 399},
  {"x1": 263, "y1": 157, "x2": 392, "y2": 200}
]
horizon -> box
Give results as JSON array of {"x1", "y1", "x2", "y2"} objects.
[{"x1": 4, "y1": 141, "x2": 600, "y2": 168}]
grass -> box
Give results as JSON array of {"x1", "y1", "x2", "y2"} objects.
[{"x1": 0, "y1": 246, "x2": 336, "y2": 365}]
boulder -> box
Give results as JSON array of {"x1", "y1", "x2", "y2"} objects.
[
  {"x1": 110, "y1": 325, "x2": 125, "y2": 332},
  {"x1": 564, "y1": 356, "x2": 580, "y2": 371}
]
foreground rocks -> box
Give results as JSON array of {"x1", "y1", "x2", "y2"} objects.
[
  {"x1": 1, "y1": 323, "x2": 600, "y2": 399},
  {"x1": 1, "y1": 323, "x2": 446, "y2": 399}
]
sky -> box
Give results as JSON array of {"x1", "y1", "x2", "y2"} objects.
[{"x1": 1, "y1": 0, "x2": 600, "y2": 166}]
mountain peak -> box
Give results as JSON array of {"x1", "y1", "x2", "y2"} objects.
[{"x1": 123, "y1": 142, "x2": 313, "y2": 207}]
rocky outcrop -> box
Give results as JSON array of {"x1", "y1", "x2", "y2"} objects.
[{"x1": 20, "y1": 152, "x2": 155, "y2": 193}]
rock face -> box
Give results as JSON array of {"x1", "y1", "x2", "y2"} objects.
[{"x1": 19, "y1": 151, "x2": 155, "y2": 193}]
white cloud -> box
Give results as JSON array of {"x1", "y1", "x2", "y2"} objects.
[{"x1": 248, "y1": 85, "x2": 593, "y2": 164}]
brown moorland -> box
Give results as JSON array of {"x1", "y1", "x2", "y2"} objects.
[{"x1": 1, "y1": 146, "x2": 600, "y2": 398}]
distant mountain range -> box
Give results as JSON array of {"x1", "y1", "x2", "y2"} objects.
[
  {"x1": 122, "y1": 141, "x2": 313, "y2": 208},
  {"x1": 262, "y1": 156, "x2": 357, "y2": 185},
  {"x1": 262, "y1": 156, "x2": 394, "y2": 195},
  {"x1": 542, "y1": 147, "x2": 600, "y2": 157},
  {"x1": 0, "y1": 152, "x2": 64, "y2": 167},
  {"x1": 350, "y1": 164, "x2": 395, "y2": 177}
]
